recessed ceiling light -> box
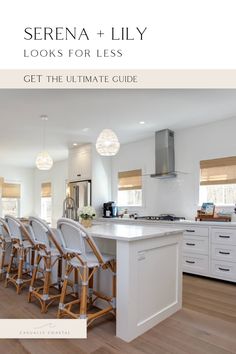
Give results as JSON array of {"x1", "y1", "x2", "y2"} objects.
[
  {"x1": 82, "y1": 127, "x2": 89, "y2": 132},
  {"x1": 73, "y1": 143, "x2": 78, "y2": 146},
  {"x1": 139, "y1": 121, "x2": 145, "y2": 125}
]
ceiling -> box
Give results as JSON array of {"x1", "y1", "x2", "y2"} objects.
[{"x1": 1, "y1": 89, "x2": 236, "y2": 167}]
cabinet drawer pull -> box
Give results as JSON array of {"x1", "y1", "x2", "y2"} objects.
[
  {"x1": 219, "y1": 251, "x2": 230, "y2": 255},
  {"x1": 218, "y1": 267, "x2": 230, "y2": 272},
  {"x1": 186, "y1": 229, "x2": 195, "y2": 233},
  {"x1": 186, "y1": 243, "x2": 196, "y2": 246},
  {"x1": 219, "y1": 235, "x2": 230, "y2": 238},
  {"x1": 186, "y1": 260, "x2": 195, "y2": 264}
]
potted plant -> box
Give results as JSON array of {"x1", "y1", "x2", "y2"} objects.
[{"x1": 79, "y1": 206, "x2": 96, "y2": 228}]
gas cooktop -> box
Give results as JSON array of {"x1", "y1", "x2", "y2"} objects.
[{"x1": 135, "y1": 214, "x2": 185, "y2": 221}]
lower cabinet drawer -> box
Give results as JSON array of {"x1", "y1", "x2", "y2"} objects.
[
  {"x1": 184, "y1": 227, "x2": 208, "y2": 237},
  {"x1": 211, "y1": 260, "x2": 236, "y2": 280},
  {"x1": 183, "y1": 254, "x2": 208, "y2": 274},
  {"x1": 211, "y1": 244, "x2": 236, "y2": 262},
  {"x1": 211, "y1": 228, "x2": 236, "y2": 245},
  {"x1": 183, "y1": 236, "x2": 208, "y2": 255}
]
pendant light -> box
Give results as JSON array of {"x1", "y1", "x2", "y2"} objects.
[
  {"x1": 35, "y1": 115, "x2": 53, "y2": 170},
  {"x1": 96, "y1": 129, "x2": 120, "y2": 156}
]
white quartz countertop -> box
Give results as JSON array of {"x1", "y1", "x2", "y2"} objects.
[
  {"x1": 97, "y1": 217, "x2": 236, "y2": 227},
  {"x1": 88, "y1": 222, "x2": 183, "y2": 241}
]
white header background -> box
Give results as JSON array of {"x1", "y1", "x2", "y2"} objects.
[{"x1": 0, "y1": 0, "x2": 236, "y2": 69}]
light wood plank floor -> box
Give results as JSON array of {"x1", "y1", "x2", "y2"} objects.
[{"x1": 0, "y1": 274, "x2": 235, "y2": 354}]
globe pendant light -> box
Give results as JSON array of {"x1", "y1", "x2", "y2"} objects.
[
  {"x1": 35, "y1": 115, "x2": 53, "y2": 170},
  {"x1": 96, "y1": 129, "x2": 120, "y2": 156}
]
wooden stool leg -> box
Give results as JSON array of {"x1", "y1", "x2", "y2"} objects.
[
  {"x1": 79, "y1": 264, "x2": 88, "y2": 319},
  {"x1": 41, "y1": 255, "x2": 51, "y2": 313},
  {"x1": 16, "y1": 247, "x2": 24, "y2": 294},
  {"x1": 74, "y1": 267, "x2": 79, "y2": 294},
  {"x1": 30, "y1": 249, "x2": 35, "y2": 275},
  {"x1": 57, "y1": 257, "x2": 62, "y2": 291},
  {"x1": 0, "y1": 241, "x2": 6, "y2": 280},
  {"x1": 88, "y1": 268, "x2": 94, "y2": 306},
  {"x1": 58, "y1": 263, "x2": 71, "y2": 319},
  {"x1": 28, "y1": 253, "x2": 41, "y2": 303},
  {"x1": 5, "y1": 247, "x2": 16, "y2": 287}
]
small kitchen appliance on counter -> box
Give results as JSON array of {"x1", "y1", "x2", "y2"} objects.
[{"x1": 103, "y1": 202, "x2": 118, "y2": 218}]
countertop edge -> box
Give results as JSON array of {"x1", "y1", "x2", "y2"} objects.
[{"x1": 89, "y1": 228, "x2": 184, "y2": 242}]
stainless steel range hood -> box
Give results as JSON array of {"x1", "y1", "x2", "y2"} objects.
[{"x1": 150, "y1": 129, "x2": 177, "y2": 179}]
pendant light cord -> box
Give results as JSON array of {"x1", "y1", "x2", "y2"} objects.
[{"x1": 41, "y1": 115, "x2": 48, "y2": 151}]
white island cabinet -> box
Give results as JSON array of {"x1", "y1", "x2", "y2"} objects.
[
  {"x1": 99, "y1": 218, "x2": 236, "y2": 283},
  {"x1": 88, "y1": 222, "x2": 183, "y2": 342}
]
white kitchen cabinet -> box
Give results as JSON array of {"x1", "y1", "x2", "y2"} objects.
[
  {"x1": 68, "y1": 144, "x2": 92, "y2": 181},
  {"x1": 211, "y1": 227, "x2": 236, "y2": 246},
  {"x1": 98, "y1": 218, "x2": 236, "y2": 282},
  {"x1": 183, "y1": 254, "x2": 208, "y2": 274},
  {"x1": 211, "y1": 243, "x2": 236, "y2": 262},
  {"x1": 210, "y1": 225, "x2": 236, "y2": 281},
  {"x1": 182, "y1": 223, "x2": 236, "y2": 282},
  {"x1": 181, "y1": 225, "x2": 209, "y2": 276},
  {"x1": 184, "y1": 226, "x2": 209, "y2": 237},
  {"x1": 183, "y1": 235, "x2": 208, "y2": 255},
  {"x1": 211, "y1": 259, "x2": 236, "y2": 281}
]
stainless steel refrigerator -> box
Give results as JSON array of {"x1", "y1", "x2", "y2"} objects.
[{"x1": 63, "y1": 180, "x2": 91, "y2": 220}]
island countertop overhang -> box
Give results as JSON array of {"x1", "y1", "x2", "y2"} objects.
[{"x1": 88, "y1": 222, "x2": 184, "y2": 241}]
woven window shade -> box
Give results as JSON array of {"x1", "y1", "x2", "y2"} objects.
[
  {"x1": 2, "y1": 183, "x2": 21, "y2": 198},
  {"x1": 41, "y1": 182, "x2": 52, "y2": 197},
  {"x1": 118, "y1": 169, "x2": 142, "y2": 191},
  {"x1": 200, "y1": 156, "x2": 236, "y2": 185}
]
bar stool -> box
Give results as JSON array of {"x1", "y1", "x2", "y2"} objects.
[
  {"x1": 0, "y1": 218, "x2": 12, "y2": 280},
  {"x1": 5, "y1": 215, "x2": 35, "y2": 294},
  {"x1": 28, "y1": 216, "x2": 64, "y2": 313},
  {"x1": 57, "y1": 218, "x2": 116, "y2": 326}
]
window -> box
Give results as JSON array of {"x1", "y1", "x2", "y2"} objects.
[
  {"x1": 199, "y1": 156, "x2": 236, "y2": 206},
  {"x1": 2, "y1": 182, "x2": 21, "y2": 217},
  {"x1": 118, "y1": 169, "x2": 142, "y2": 206},
  {"x1": 41, "y1": 182, "x2": 52, "y2": 224}
]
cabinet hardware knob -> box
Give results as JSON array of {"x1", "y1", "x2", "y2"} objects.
[
  {"x1": 219, "y1": 251, "x2": 230, "y2": 255},
  {"x1": 219, "y1": 235, "x2": 230, "y2": 238},
  {"x1": 218, "y1": 267, "x2": 230, "y2": 272},
  {"x1": 186, "y1": 243, "x2": 195, "y2": 246},
  {"x1": 77, "y1": 174, "x2": 81, "y2": 177},
  {"x1": 186, "y1": 260, "x2": 195, "y2": 264},
  {"x1": 186, "y1": 230, "x2": 195, "y2": 233}
]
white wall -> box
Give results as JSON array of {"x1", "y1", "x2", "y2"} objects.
[
  {"x1": 0, "y1": 165, "x2": 34, "y2": 217},
  {"x1": 34, "y1": 159, "x2": 68, "y2": 226},
  {"x1": 111, "y1": 116, "x2": 236, "y2": 219},
  {"x1": 91, "y1": 146, "x2": 112, "y2": 216}
]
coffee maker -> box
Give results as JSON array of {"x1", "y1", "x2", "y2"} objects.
[{"x1": 103, "y1": 201, "x2": 117, "y2": 218}]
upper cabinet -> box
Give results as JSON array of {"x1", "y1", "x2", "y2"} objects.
[
  {"x1": 68, "y1": 144, "x2": 92, "y2": 181},
  {"x1": 68, "y1": 143, "x2": 112, "y2": 213}
]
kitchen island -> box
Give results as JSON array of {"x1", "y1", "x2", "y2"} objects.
[{"x1": 87, "y1": 222, "x2": 184, "y2": 342}]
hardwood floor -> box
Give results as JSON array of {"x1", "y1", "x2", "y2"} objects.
[{"x1": 0, "y1": 274, "x2": 235, "y2": 354}]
